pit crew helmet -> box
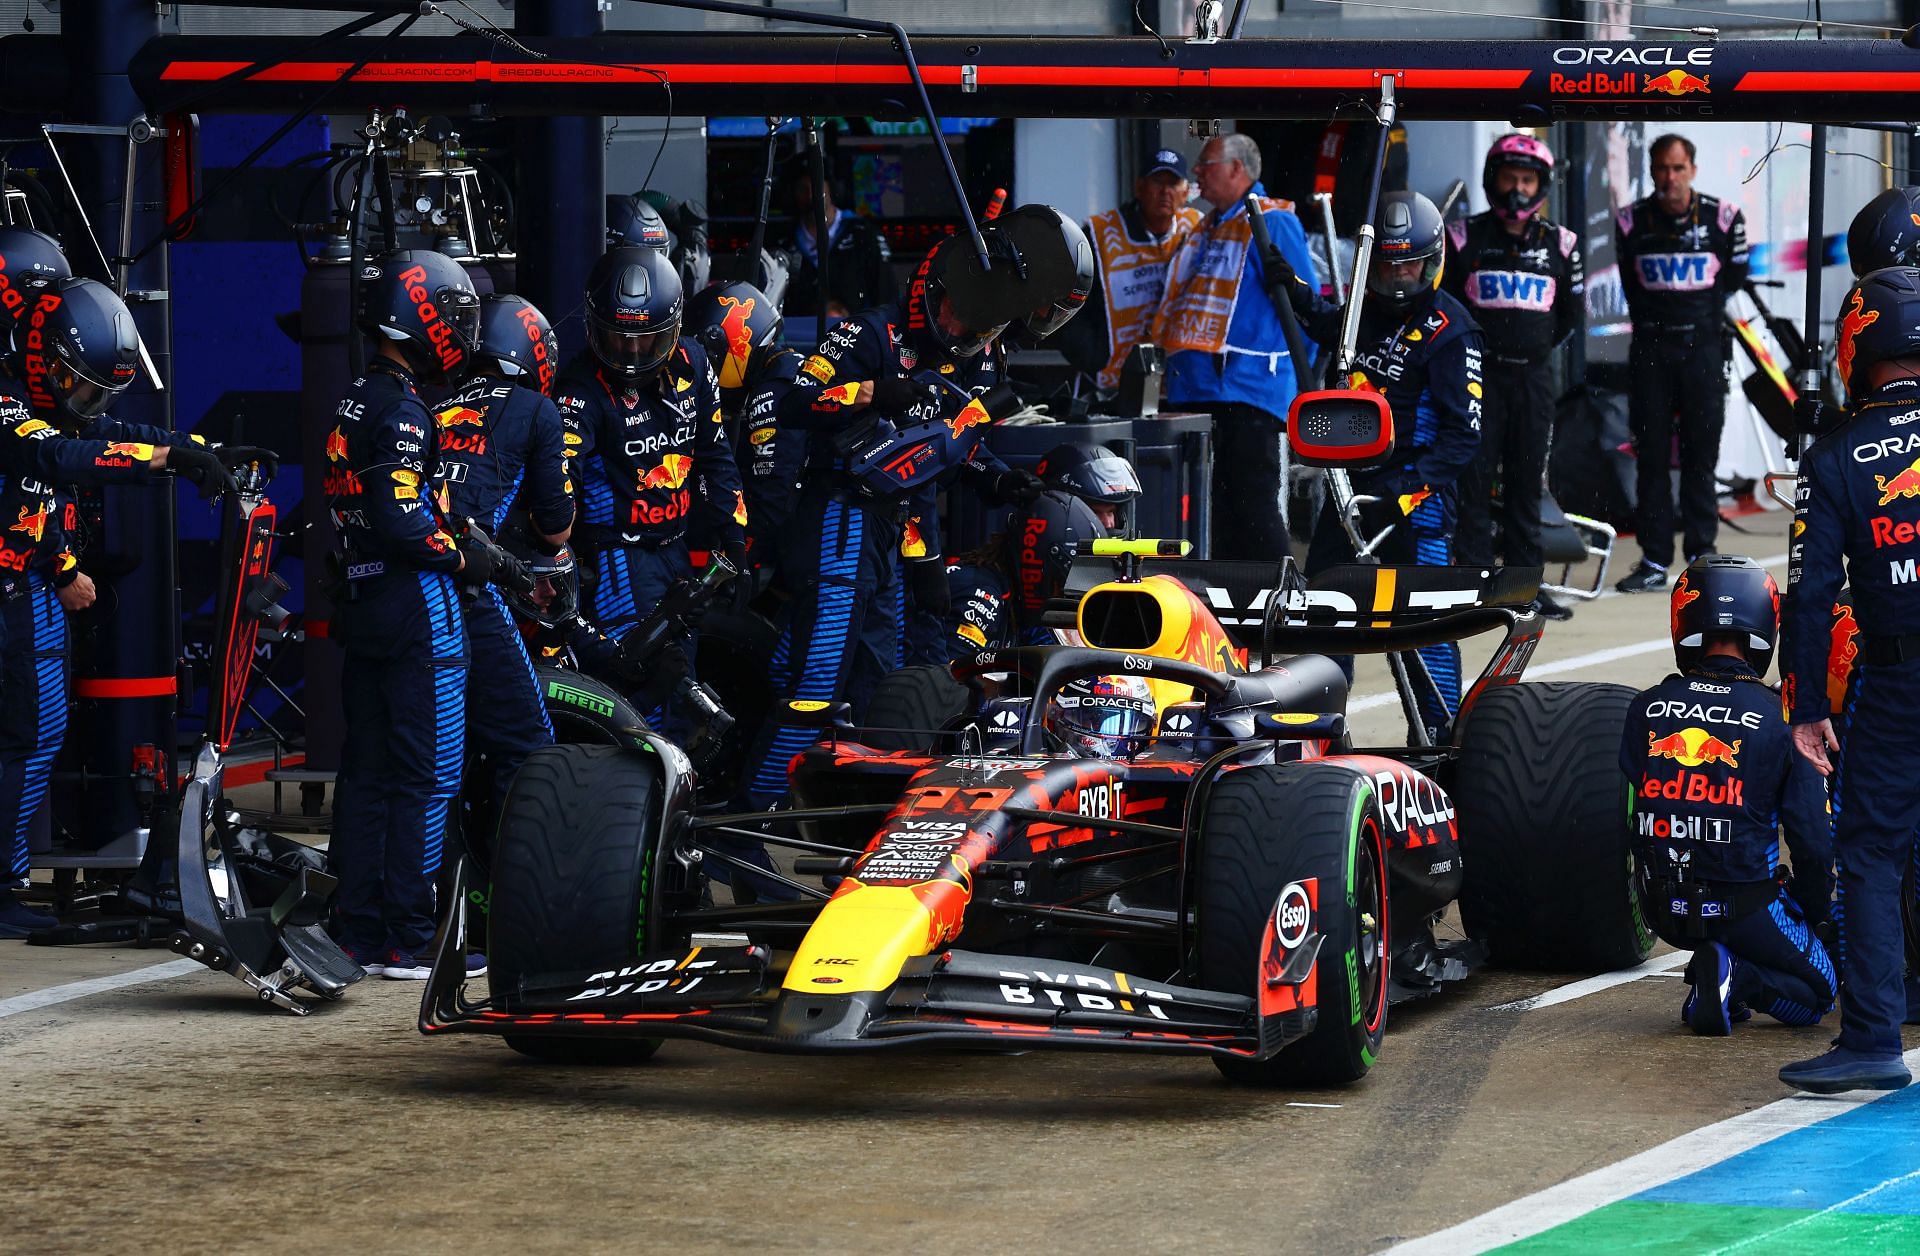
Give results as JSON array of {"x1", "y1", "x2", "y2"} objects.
[
  {"x1": 1847, "y1": 186, "x2": 1920, "y2": 277},
  {"x1": 606, "y1": 194, "x2": 671, "y2": 251},
  {"x1": 1004, "y1": 204, "x2": 1096, "y2": 339},
  {"x1": 1834, "y1": 266, "x2": 1920, "y2": 400},
  {"x1": 907, "y1": 236, "x2": 1006, "y2": 360},
  {"x1": 1671, "y1": 554, "x2": 1779, "y2": 678},
  {"x1": 1007, "y1": 490, "x2": 1108, "y2": 617},
  {"x1": 1482, "y1": 133, "x2": 1554, "y2": 224},
  {"x1": 1044, "y1": 674, "x2": 1156, "y2": 760},
  {"x1": 356, "y1": 248, "x2": 480, "y2": 384},
  {"x1": 504, "y1": 543, "x2": 580, "y2": 630},
  {"x1": 1035, "y1": 440, "x2": 1141, "y2": 531},
  {"x1": 28, "y1": 277, "x2": 140, "y2": 423},
  {"x1": 585, "y1": 245, "x2": 684, "y2": 383},
  {"x1": 0, "y1": 226, "x2": 71, "y2": 341},
  {"x1": 684, "y1": 280, "x2": 783, "y2": 411},
  {"x1": 1368, "y1": 191, "x2": 1445, "y2": 315},
  {"x1": 637, "y1": 191, "x2": 712, "y2": 295},
  {"x1": 471, "y1": 294, "x2": 560, "y2": 394}
]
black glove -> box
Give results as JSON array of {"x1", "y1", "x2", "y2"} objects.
[
  {"x1": 458, "y1": 532, "x2": 532, "y2": 594},
  {"x1": 215, "y1": 443, "x2": 281, "y2": 480},
  {"x1": 992, "y1": 467, "x2": 1046, "y2": 506},
  {"x1": 165, "y1": 442, "x2": 239, "y2": 501},
  {"x1": 1259, "y1": 243, "x2": 1297, "y2": 289},
  {"x1": 872, "y1": 373, "x2": 938, "y2": 414},
  {"x1": 977, "y1": 384, "x2": 1024, "y2": 422},
  {"x1": 1354, "y1": 482, "x2": 1430, "y2": 543},
  {"x1": 905, "y1": 556, "x2": 951, "y2": 617},
  {"x1": 720, "y1": 539, "x2": 754, "y2": 614},
  {"x1": 630, "y1": 638, "x2": 691, "y2": 710}
]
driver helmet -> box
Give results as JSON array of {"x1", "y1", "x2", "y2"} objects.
[
  {"x1": 1671, "y1": 554, "x2": 1779, "y2": 678},
  {"x1": 505, "y1": 543, "x2": 580, "y2": 630},
  {"x1": 1045, "y1": 674, "x2": 1156, "y2": 760},
  {"x1": 585, "y1": 246, "x2": 684, "y2": 383},
  {"x1": 1368, "y1": 191, "x2": 1445, "y2": 315}
]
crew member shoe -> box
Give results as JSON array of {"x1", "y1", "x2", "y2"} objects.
[
  {"x1": 1615, "y1": 561, "x2": 1669, "y2": 594},
  {"x1": 1779, "y1": 1046, "x2": 1912, "y2": 1094},
  {"x1": 0, "y1": 889, "x2": 57, "y2": 939},
  {"x1": 380, "y1": 949, "x2": 487, "y2": 981},
  {"x1": 1532, "y1": 592, "x2": 1575, "y2": 622},
  {"x1": 340, "y1": 945, "x2": 385, "y2": 977},
  {"x1": 1687, "y1": 942, "x2": 1739, "y2": 1036}
]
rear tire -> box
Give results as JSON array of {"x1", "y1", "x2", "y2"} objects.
[
  {"x1": 859, "y1": 665, "x2": 969, "y2": 752},
  {"x1": 1197, "y1": 764, "x2": 1387, "y2": 1087},
  {"x1": 1455, "y1": 681, "x2": 1652, "y2": 972},
  {"x1": 488, "y1": 744, "x2": 667, "y2": 1065}
]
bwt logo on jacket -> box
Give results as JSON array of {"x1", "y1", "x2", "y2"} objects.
[
  {"x1": 1635, "y1": 253, "x2": 1717, "y2": 292},
  {"x1": 1471, "y1": 271, "x2": 1556, "y2": 312}
]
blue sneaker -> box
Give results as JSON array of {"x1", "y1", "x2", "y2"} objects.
[
  {"x1": 1687, "y1": 943, "x2": 1738, "y2": 1037},
  {"x1": 1780, "y1": 1046, "x2": 1911, "y2": 1094},
  {"x1": 0, "y1": 889, "x2": 57, "y2": 939},
  {"x1": 381, "y1": 948, "x2": 486, "y2": 981}
]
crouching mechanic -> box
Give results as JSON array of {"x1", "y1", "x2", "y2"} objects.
[
  {"x1": 557, "y1": 247, "x2": 749, "y2": 731},
  {"x1": 1622, "y1": 556, "x2": 1833, "y2": 1036},
  {"x1": 433, "y1": 294, "x2": 571, "y2": 840},
  {"x1": 0, "y1": 276, "x2": 237, "y2": 936},
  {"x1": 1780, "y1": 266, "x2": 1920, "y2": 1094},
  {"x1": 1298, "y1": 191, "x2": 1484, "y2": 738},
  {"x1": 325, "y1": 251, "x2": 527, "y2": 979},
  {"x1": 739, "y1": 237, "x2": 1045, "y2": 810}
]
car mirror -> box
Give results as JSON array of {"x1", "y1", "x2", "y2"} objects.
[{"x1": 1288, "y1": 390, "x2": 1394, "y2": 468}]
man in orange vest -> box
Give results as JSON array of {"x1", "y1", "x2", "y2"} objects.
[{"x1": 1054, "y1": 148, "x2": 1203, "y2": 395}]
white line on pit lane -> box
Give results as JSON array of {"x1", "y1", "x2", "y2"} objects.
[
  {"x1": 0, "y1": 958, "x2": 204, "y2": 1019},
  {"x1": 1488, "y1": 950, "x2": 1691, "y2": 1012},
  {"x1": 1346, "y1": 552, "x2": 1791, "y2": 714},
  {"x1": 1386, "y1": 1044, "x2": 1920, "y2": 1254}
]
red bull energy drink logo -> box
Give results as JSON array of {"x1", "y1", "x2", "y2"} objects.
[
  {"x1": 1646, "y1": 727, "x2": 1741, "y2": 769},
  {"x1": 101, "y1": 441, "x2": 150, "y2": 458},
  {"x1": 637, "y1": 452, "x2": 693, "y2": 491},
  {"x1": 716, "y1": 294, "x2": 757, "y2": 387},
  {"x1": 1838, "y1": 288, "x2": 1881, "y2": 395},
  {"x1": 437, "y1": 405, "x2": 485, "y2": 429},
  {"x1": 325, "y1": 427, "x2": 349, "y2": 462},
  {"x1": 1644, "y1": 69, "x2": 1710, "y2": 96},
  {"x1": 1876, "y1": 456, "x2": 1920, "y2": 506},
  {"x1": 945, "y1": 398, "x2": 990, "y2": 439},
  {"x1": 9, "y1": 502, "x2": 48, "y2": 542}
]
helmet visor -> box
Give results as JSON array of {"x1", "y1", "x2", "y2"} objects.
[
  {"x1": 1022, "y1": 292, "x2": 1088, "y2": 339},
  {"x1": 438, "y1": 285, "x2": 482, "y2": 355},
  {"x1": 590, "y1": 317, "x2": 679, "y2": 378},
  {"x1": 1368, "y1": 253, "x2": 1443, "y2": 305},
  {"x1": 49, "y1": 357, "x2": 125, "y2": 419}
]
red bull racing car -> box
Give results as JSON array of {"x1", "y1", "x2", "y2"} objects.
[{"x1": 421, "y1": 536, "x2": 1650, "y2": 1085}]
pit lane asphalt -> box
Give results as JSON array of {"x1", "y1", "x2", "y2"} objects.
[{"x1": 7, "y1": 531, "x2": 1897, "y2": 1255}]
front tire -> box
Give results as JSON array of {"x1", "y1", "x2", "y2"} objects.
[
  {"x1": 1455, "y1": 681, "x2": 1652, "y2": 972},
  {"x1": 488, "y1": 744, "x2": 667, "y2": 1065},
  {"x1": 859, "y1": 665, "x2": 969, "y2": 752},
  {"x1": 1197, "y1": 764, "x2": 1387, "y2": 1087}
]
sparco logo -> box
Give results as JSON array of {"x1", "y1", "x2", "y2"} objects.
[{"x1": 1551, "y1": 45, "x2": 1711, "y2": 67}]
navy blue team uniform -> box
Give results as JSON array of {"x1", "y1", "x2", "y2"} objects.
[
  {"x1": 1622, "y1": 655, "x2": 1835, "y2": 1029},
  {"x1": 1305, "y1": 291, "x2": 1485, "y2": 732},
  {"x1": 1785, "y1": 373, "x2": 1920, "y2": 1062},
  {"x1": 740, "y1": 302, "x2": 1012, "y2": 807},
  {"x1": 736, "y1": 346, "x2": 807, "y2": 574},
  {"x1": 433, "y1": 375, "x2": 572, "y2": 803},
  {"x1": 1615, "y1": 192, "x2": 1748, "y2": 573},
  {"x1": 0, "y1": 381, "x2": 169, "y2": 899},
  {"x1": 324, "y1": 359, "x2": 467, "y2": 963},
  {"x1": 556, "y1": 341, "x2": 746, "y2": 725}
]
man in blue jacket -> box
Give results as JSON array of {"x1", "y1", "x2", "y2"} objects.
[{"x1": 1152, "y1": 132, "x2": 1317, "y2": 561}]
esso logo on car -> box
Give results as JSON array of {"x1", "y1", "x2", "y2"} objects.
[
  {"x1": 1275, "y1": 881, "x2": 1313, "y2": 950},
  {"x1": 1551, "y1": 44, "x2": 1711, "y2": 67}
]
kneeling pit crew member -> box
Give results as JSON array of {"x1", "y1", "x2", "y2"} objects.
[{"x1": 1622, "y1": 556, "x2": 1833, "y2": 1037}]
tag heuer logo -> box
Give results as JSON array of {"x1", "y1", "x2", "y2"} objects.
[{"x1": 898, "y1": 347, "x2": 918, "y2": 370}]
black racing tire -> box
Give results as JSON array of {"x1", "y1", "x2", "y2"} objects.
[
  {"x1": 1197, "y1": 764, "x2": 1387, "y2": 1087},
  {"x1": 859, "y1": 665, "x2": 969, "y2": 752},
  {"x1": 534, "y1": 665, "x2": 649, "y2": 746},
  {"x1": 488, "y1": 744, "x2": 665, "y2": 1065},
  {"x1": 1455, "y1": 681, "x2": 1653, "y2": 972}
]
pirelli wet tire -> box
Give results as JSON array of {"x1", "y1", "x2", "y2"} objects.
[
  {"x1": 535, "y1": 664, "x2": 650, "y2": 745},
  {"x1": 1455, "y1": 681, "x2": 1653, "y2": 972},
  {"x1": 1197, "y1": 764, "x2": 1388, "y2": 1087},
  {"x1": 489, "y1": 744, "x2": 665, "y2": 1065},
  {"x1": 859, "y1": 665, "x2": 970, "y2": 752}
]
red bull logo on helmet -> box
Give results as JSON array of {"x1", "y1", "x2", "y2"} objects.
[
  {"x1": 512, "y1": 304, "x2": 555, "y2": 393},
  {"x1": 1837, "y1": 288, "x2": 1881, "y2": 395},
  {"x1": 716, "y1": 294, "x2": 757, "y2": 387},
  {"x1": 398, "y1": 264, "x2": 465, "y2": 373},
  {"x1": 1646, "y1": 727, "x2": 1742, "y2": 769}
]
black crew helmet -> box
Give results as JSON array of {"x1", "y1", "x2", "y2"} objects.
[
  {"x1": 584, "y1": 246, "x2": 684, "y2": 383},
  {"x1": 606, "y1": 194, "x2": 671, "y2": 251},
  {"x1": 471, "y1": 294, "x2": 560, "y2": 395},
  {"x1": 356, "y1": 249, "x2": 481, "y2": 383},
  {"x1": 1002, "y1": 204, "x2": 1096, "y2": 339},
  {"x1": 23, "y1": 277, "x2": 140, "y2": 423},
  {"x1": 684, "y1": 280, "x2": 784, "y2": 412},
  {"x1": 1368, "y1": 191, "x2": 1446, "y2": 315},
  {"x1": 1671, "y1": 554, "x2": 1779, "y2": 678},
  {"x1": 503, "y1": 542, "x2": 580, "y2": 630},
  {"x1": 0, "y1": 227, "x2": 70, "y2": 342},
  {"x1": 906, "y1": 237, "x2": 1006, "y2": 360},
  {"x1": 1005, "y1": 489, "x2": 1109, "y2": 618},
  {"x1": 1036, "y1": 441, "x2": 1142, "y2": 532},
  {"x1": 1834, "y1": 266, "x2": 1920, "y2": 400},
  {"x1": 1847, "y1": 186, "x2": 1920, "y2": 277}
]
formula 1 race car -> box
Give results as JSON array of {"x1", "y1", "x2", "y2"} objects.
[{"x1": 422, "y1": 529, "x2": 1651, "y2": 1085}]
